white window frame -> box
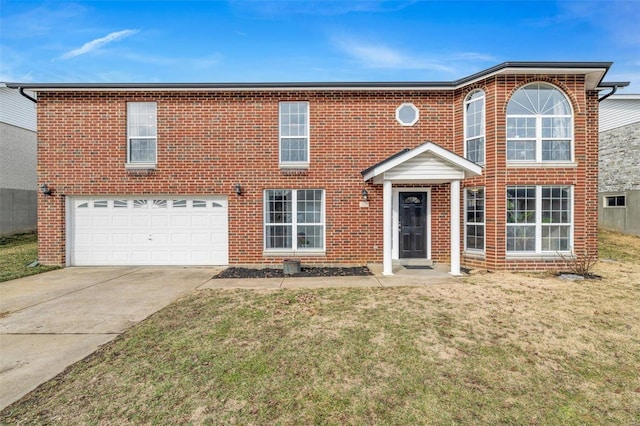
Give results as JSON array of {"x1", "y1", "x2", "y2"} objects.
[
  {"x1": 506, "y1": 185, "x2": 573, "y2": 255},
  {"x1": 464, "y1": 187, "x2": 485, "y2": 253},
  {"x1": 463, "y1": 90, "x2": 485, "y2": 164},
  {"x1": 279, "y1": 101, "x2": 310, "y2": 168},
  {"x1": 506, "y1": 83, "x2": 574, "y2": 165},
  {"x1": 263, "y1": 189, "x2": 325, "y2": 254},
  {"x1": 395, "y1": 103, "x2": 419, "y2": 126},
  {"x1": 604, "y1": 195, "x2": 626, "y2": 207},
  {"x1": 126, "y1": 102, "x2": 157, "y2": 168}
]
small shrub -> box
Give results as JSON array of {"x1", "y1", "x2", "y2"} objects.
[{"x1": 558, "y1": 250, "x2": 599, "y2": 277}]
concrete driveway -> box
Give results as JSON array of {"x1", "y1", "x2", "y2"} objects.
[{"x1": 0, "y1": 267, "x2": 218, "y2": 411}]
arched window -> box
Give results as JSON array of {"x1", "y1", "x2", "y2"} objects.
[
  {"x1": 506, "y1": 83, "x2": 572, "y2": 162},
  {"x1": 464, "y1": 90, "x2": 485, "y2": 164}
]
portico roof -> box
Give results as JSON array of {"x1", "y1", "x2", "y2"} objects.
[{"x1": 361, "y1": 141, "x2": 482, "y2": 184}]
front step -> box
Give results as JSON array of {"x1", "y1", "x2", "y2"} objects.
[{"x1": 394, "y1": 259, "x2": 434, "y2": 267}]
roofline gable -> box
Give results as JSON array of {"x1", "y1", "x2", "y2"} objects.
[{"x1": 361, "y1": 141, "x2": 482, "y2": 182}]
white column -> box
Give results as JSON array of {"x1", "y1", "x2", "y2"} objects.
[
  {"x1": 450, "y1": 179, "x2": 462, "y2": 276},
  {"x1": 383, "y1": 179, "x2": 393, "y2": 275}
]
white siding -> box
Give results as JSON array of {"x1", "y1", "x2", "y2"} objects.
[
  {"x1": 599, "y1": 95, "x2": 640, "y2": 132},
  {"x1": 0, "y1": 86, "x2": 37, "y2": 132},
  {"x1": 0, "y1": 123, "x2": 37, "y2": 190},
  {"x1": 385, "y1": 152, "x2": 465, "y2": 181}
]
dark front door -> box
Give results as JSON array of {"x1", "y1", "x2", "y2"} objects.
[{"x1": 399, "y1": 192, "x2": 427, "y2": 258}]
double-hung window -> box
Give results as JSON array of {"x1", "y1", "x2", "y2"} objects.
[
  {"x1": 507, "y1": 185, "x2": 572, "y2": 254},
  {"x1": 464, "y1": 90, "x2": 485, "y2": 164},
  {"x1": 264, "y1": 189, "x2": 324, "y2": 252},
  {"x1": 279, "y1": 101, "x2": 309, "y2": 167},
  {"x1": 506, "y1": 83, "x2": 573, "y2": 163},
  {"x1": 465, "y1": 187, "x2": 485, "y2": 252},
  {"x1": 127, "y1": 102, "x2": 157, "y2": 167}
]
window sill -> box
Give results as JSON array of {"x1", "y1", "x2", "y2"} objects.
[
  {"x1": 125, "y1": 163, "x2": 156, "y2": 170},
  {"x1": 506, "y1": 252, "x2": 574, "y2": 261},
  {"x1": 263, "y1": 250, "x2": 326, "y2": 257},
  {"x1": 507, "y1": 162, "x2": 577, "y2": 168},
  {"x1": 279, "y1": 163, "x2": 309, "y2": 170},
  {"x1": 463, "y1": 250, "x2": 485, "y2": 259}
]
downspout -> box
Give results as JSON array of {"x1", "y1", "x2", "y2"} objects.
[{"x1": 19, "y1": 87, "x2": 38, "y2": 103}]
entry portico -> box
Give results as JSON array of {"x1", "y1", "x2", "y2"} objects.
[{"x1": 362, "y1": 142, "x2": 483, "y2": 276}]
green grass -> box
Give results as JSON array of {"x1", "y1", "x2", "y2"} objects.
[
  {"x1": 0, "y1": 233, "x2": 59, "y2": 282},
  {"x1": 1, "y1": 231, "x2": 639, "y2": 423}
]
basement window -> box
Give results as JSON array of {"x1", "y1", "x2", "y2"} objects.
[{"x1": 605, "y1": 195, "x2": 626, "y2": 207}]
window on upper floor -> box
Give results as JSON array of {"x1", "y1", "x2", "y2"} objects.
[
  {"x1": 464, "y1": 90, "x2": 485, "y2": 164},
  {"x1": 127, "y1": 102, "x2": 157, "y2": 167},
  {"x1": 279, "y1": 101, "x2": 309, "y2": 167},
  {"x1": 506, "y1": 83, "x2": 573, "y2": 163}
]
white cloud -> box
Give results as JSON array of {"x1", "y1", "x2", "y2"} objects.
[
  {"x1": 61, "y1": 29, "x2": 139, "y2": 59},
  {"x1": 333, "y1": 37, "x2": 496, "y2": 74},
  {"x1": 335, "y1": 38, "x2": 454, "y2": 72}
]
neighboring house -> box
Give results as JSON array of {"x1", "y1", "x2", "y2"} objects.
[
  {"x1": 598, "y1": 94, "x2": 640, "y2": 236},
  {"x1": 0, "y1": 83, "x2": 37, "y2": 236},
  {"x1": 7, "y1": 62, "x2": 627, "y2": 274}
]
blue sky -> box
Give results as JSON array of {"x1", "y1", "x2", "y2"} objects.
[{"x1": 1, "y1": 0, "x2": 638, "y2": 90}]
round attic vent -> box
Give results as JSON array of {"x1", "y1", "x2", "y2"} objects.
[{"x1": 396, "y1": 103, "x2": 419, "y2": 126}]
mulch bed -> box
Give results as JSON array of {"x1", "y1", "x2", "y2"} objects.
[{"x1": 213, "y1": 266, "x2": 372, "y2": 279}]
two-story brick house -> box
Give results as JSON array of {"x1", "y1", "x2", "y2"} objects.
[{"x1": 8, "y1": 62, "x2": 625, "y2": 274}]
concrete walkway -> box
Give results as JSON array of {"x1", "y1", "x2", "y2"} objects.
[
  {"x1": 199, "y1": 263, "x2": 460, "y2": 289},
  {"x1": 0, "y1": 264, "x2": 460, "y2": 411}
]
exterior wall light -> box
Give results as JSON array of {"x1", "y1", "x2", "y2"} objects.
[
  {"x1": 40, "y1": 183, "x2": 53, "y2": 196},
  {"x1": 362, "y1": 189, "x2": 369, "y2": 201},
  {"x1": 234, "y1": 183, "x2": 242, "y2": 195}
]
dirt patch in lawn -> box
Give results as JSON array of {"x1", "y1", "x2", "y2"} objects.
[{"x1": 213, "y1": 266, "x2": 372, "y2": 279}]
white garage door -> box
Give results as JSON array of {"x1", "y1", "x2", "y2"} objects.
[{"x1": 69, "y1": 197, "x2": 228, "y2": 266}]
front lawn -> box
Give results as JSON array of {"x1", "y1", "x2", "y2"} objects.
[
  {"x1": 2, "y1": 241, "x2": 639, "y2": 424},
  {"x1": 0, "y1": 234, "x2": 59, "y2": 282}
]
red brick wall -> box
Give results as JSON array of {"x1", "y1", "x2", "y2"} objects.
[{"x1": 35, "y1": 74, "x2": 599, "y2": 271}]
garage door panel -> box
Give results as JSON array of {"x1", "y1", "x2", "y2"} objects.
[
  {"x1": 112, "y1": 233, "x2": 130, "y2": 245},
  {"x1": 190, "y1": 251, "x2": 210, "y2": 264},
  {"x1": 92, "y1": 216, "x2": 110, "y2": 227},
  {"x1": 131, "y1": 216, "x2": 149, "y2": 226},
  {"x1": 171, "y1": 233, "x2": 189, "y2": 244},
  {"x1": 111, "y1": 216, "x2": 130, "y2": 226},
  {"x1": 151, "y1": 216, "x2": 169, "y2": 226},
  {"x1": 92, "y1": 233, "x2": 110, "y2": 245},
  {"x1": 152, "y1": 233, "x2": 170, "y2": 244},
  {"x1": 191, "y1": 233, "x2": 210, "y2": 244},
  {"x1": 190, "y1": 215, "x2": 208, "y2": 227},
  {"x1": 71, "y1": 197, "x2": 228, "y2": 266},
  {"x1": 131, "y1": 233, "x2": 149, "y2": 244},
  {"x1": 171, "y1": 215, "x2": 189, "y2": 226}
]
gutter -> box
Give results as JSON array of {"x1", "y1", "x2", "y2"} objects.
[
  {"x1": 598, "y1": 82, "x2": 630, "y2": 102},
  {"x1": 5, "y1": 61, "x2": 615, "y2": 92}
]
